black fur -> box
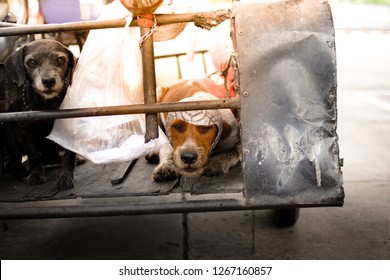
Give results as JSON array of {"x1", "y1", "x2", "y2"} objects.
[{"x1": 1, "y1": 39, "x2": 76, "y2": 190}]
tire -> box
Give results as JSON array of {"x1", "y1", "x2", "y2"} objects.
[{"x1": 272, "y1": 208, "x2": 300, "y2": 227}]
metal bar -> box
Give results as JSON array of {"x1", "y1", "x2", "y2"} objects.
[
  {"x1": 155, "y1": 49, "x2": 207, "y2": 60},
  {"x1": 0, "y1": 98, "x2": 240, "y2": 122},
  {"x1": 0, "y1": 18, "x2": 127, "y2": 36},
  {"x1": 0, "y1": 9, "x2": 230, "y2": 37},
  {"x1": 155, "y1": 50, "x2": 208, "y2": 80},
  {"x1": 201, "y1": 52, "x2": 207, "y2": 75},
  {"x1": 176, "y1": 55, "x2": 182, "y2": 79},
  {"x1": 230, "y1": 13, "x2": 240, "y2": 96},
  {"x1": 0, "y1": 126, "x2": 3, "y2": 177},
  {"x1": 140, "y1": 25, "x2": 159, "y2": 142},
  {"x1": 0, "y1": 198, "x2": 342, "y2": 220}
]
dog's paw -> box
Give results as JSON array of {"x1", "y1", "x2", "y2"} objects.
[
  {"x1": 152, "y1": 163, "x2": 179, "y2": 181},
  {"x1": 23, "y1": 173, "x2": 46, "y2": 185},
  {"x1": 56, "y1": 175, "x2": 74, "y2": 190},
  {"x1": 203, "y1": 160, "x2": 227, "y2": 177},
  {"x1": 145, "y1": 151, "x2": 160, "y2": 164},
  {"x1": 203, "y1": 167, "x2": 225, "y2": 177},
  {"x1": 203, "y1": 146, "x2": 242, "y2": 177}
]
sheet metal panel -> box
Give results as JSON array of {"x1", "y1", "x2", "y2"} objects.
[{"x1": 235, "y1": 0, "x2": 344, "y2": 205}]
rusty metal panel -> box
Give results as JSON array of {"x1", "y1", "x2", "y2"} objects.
[{"x1": 235, "y1": 0, "x2": 344, "y2": 205}]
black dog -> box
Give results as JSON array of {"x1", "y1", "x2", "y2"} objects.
[{"x1": 1, "y1": 39, "x2": 76, "y2": 190}]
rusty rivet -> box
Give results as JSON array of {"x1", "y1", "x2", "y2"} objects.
[
  {"x1": 238, "y1": 30, "x2": 244, "y2": 36},
  {"x1": 244, "y1": 149, "x2": 250, "y2": 155},
  {"x1": 327, "y1": 40, "x2": 335, "y2": 48}
]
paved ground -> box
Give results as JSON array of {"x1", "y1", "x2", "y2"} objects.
[{"x1": 1, "y1": 5, "x2": 390, "y2": 260}]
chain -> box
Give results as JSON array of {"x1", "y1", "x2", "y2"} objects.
[{"x1": 138, "y1": 15, "x2": 157, "y2": 50}]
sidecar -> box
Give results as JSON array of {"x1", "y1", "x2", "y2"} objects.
[{"x1": 0, "y1": 0, "x2": 343, "y2": 225}]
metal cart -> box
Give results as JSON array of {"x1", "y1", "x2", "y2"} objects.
[{"x1": 0, "y1": 0, "x2": 344, "y2": 226}]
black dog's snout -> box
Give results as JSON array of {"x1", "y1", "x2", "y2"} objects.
[
  {"x1": 181, "y1": 152, "x2": 198, "y2": 164},
  {"x1": 42, "y1": 77, "x2": 56, "y2": 88}
]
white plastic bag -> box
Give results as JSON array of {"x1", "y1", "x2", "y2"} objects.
[{"x1": 48, "y1": 0, "x2": 168, "y2": 164}]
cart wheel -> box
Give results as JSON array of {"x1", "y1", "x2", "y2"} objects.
[{"x1": 272, "y1": 208, "x2": 300, "y2": 227}]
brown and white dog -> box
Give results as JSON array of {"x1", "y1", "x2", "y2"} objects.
[{"x1": 146, "y1": 80, "x2": 241, "y2": 181}]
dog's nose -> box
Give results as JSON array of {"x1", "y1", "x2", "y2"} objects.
[
  {"x1": 181, "y1": 152, "x2": 198, "y2": 164},
  {"x1": 42, "y1": 77, "x2": 56, "y2": 88}
]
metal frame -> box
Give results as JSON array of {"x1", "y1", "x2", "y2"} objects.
[
  {"x1": 0, "y1": 9, "x2": 234, "y2": 130},
  {"x1": 0, "y1": 8, "x2": 245, "y2": 219},
  {"x1": 0, "y1": 194, "x2": 338, "y2": 220},
  {"x1": 0, "y1": 1, "x2": 344, "y2": 219}
]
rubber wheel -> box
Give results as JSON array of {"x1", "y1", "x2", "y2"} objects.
[{"x1": 272, "y1": 208, "x2": 300, "y2": 227}]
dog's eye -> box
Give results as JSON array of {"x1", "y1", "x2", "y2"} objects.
[
  {"x1": 26, "y1": 59, "x2": 38, "y2": 69},
  {"x1": 198, "y1": 126, "x2": 212, "y2": 134},
  {"x1": 56, "y1": 58, "x2": 66, "y2": 67},
  {"x1": 172, "y1": 123, "x2": 184, "y2": 133}
]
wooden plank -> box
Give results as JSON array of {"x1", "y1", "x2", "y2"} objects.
[
  {"x1": 0, "y1": 157, "x2": 244, "y2": 202},
  {"x1": 180, "y1": 164, "x2": 244, "y2": 195}
]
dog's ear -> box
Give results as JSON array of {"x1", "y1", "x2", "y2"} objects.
[
  {"x1": 156, "y1": 86, "x2": 170, "y2": 102},
  {"x1": 221, "y1": 121, "x2": 232, "y2": 140},
  {"x1": 4, "y1": 46, "x2": 26, "y2": 87},
  {"x1": 65, "y1": 49, "x2": 77, "y2": 86}
]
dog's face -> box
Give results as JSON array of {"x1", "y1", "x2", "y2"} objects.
[
  {"x1": 168, "y1": 119, "x2": 218, "y2": 176},
  {"x1": 24, "y1": 47, "x2": 70, "y2": 99},
  {"x1": 5, "y1": 39, "x2": 75, "y2": 100}
]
